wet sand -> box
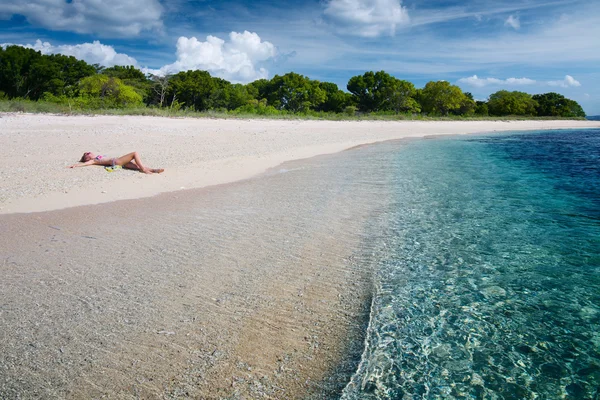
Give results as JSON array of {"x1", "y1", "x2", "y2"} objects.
[{"x1": 0, "y1": 148, "x2": 392, "y2": 399}]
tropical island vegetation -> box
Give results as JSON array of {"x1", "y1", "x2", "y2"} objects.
[{"x1": 0, "y1": 45, "x2": 586, "y2": 119}]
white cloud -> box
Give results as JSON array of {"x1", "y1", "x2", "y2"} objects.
[
  {"x1": 148, "y1": 31, "x2": 276, "y2": 83},
  {"x1": 504, "y1": 77, "x2": 536, "y2": 85},
  {"x1": 548, "y1": 75, "x2": 581, "y2": 88},
  {"x1": 323, "y1": 0, "x2": 410, "y2": 37},
  {"x1": 1, "y1": 40, "x2": 139, "y2": 67},
  {"x1": 3, "y1": 31, "x2": 276, "y2": 83},
  {"x1": 0, "y1": 0, "x2": 163, "y2": 37},
  {"x1": 458, "y1": 74, "x2": 582, "y2": 88},
  {"x1": 458, "y1": 75, "x2": 535, "y2": 87},
  {"x1": 504, "y1": 15, "x2": 520, "y2": 30}
]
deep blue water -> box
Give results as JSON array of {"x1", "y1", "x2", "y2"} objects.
[{"x1": 342, "y1": 129, "x2": 600, "y2": 399}]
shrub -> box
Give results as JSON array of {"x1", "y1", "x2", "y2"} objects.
[
  {"x1": 344, "y1": 105, "x2": 357, "y2": 116},
  {"x1": 8, "y1": 101, "x2": 26, "y2": 112},
  {"x1": 78, "y1": 75, "x2": 143, "y2": 108}
]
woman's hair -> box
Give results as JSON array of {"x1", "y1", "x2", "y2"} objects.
[{"x1": 80, "y1": 152, "x2": 91, "y2": 162}]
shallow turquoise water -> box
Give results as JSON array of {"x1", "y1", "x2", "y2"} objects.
[{"x1": 343, "y1": 129, "x2": 600, "y2": 399}]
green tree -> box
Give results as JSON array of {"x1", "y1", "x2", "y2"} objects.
[
  {"x1": 384, "y1": 79, "x2": 420, "y2": 113},
  {"x1": 168, "y1": 70, "x2": 215, "y2": 111},
  {"x1": 246, "y1": 78, "x2": 269, "y2": 101},
  {"x1": 347, "y1": 71, "x2": 380, "y2": 112},
  {"x1": 347, "y1": 71, "x2": 420, "y2": 113},
  {"x1": 347, "y1": 71, "x2": 386, "y2": 112},
  {"x1": 207, "y1": 78, "x2": 252, "y2": 110},
  {"x1": 78, "y1": 75, "x2": 143, "y2": 108},
  {"x1": 102, "y1": 65, "x2": 146, "y2": 80},
  {"x1": 475, "y1": 101, "x2": 489, "y2": 116},
  {"x1": 561, "y1": 98, "x2": 586, "y2": 118},
  {"x1": 102, "y1": 65, "x2": 151, "y2": 102},
  {"x1": 207, "y1": 77, "x2": 233, "y2": 110},
  {"x1": 264, "y1": 72, "x2": 326, "y2": 112},
  {"x1": 0, "y1": 46, "x2": 95, "y2": 99},
  {"x1": 26, "y1": 56, "x2": 62, "y2": 99},
  {"x1": 420, "y1": 81, "x2": 468, "y2": 115},
  {"x1": 488, "y1": 90, "x2": 538, "y2": 116},
  {"x1": 227, "y1": 83, "x2": 253, "y2": 110},
  {"x1": 0, "y1": 46, "x2": 40, "y2": 98},
  {"x1": 316, "y1": 82, "x2": 352, "y2": 113},
  {"x1": 532, "y1": 92, "x2": 585, "y2": 117},
  {"x1": 48, "y1": 53, "x2": 96, "y2": 96},
  {"x1": 454, "y1": 92, "x2": 476, "y2": 116}
]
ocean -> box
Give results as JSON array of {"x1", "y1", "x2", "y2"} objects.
[{"x1": 341, "y1": 129, "x2": 600, "y2": 399}]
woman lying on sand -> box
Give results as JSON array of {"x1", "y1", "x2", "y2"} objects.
[{"x1": 68, "y1": 151, "x2": 164, "y2": 174}]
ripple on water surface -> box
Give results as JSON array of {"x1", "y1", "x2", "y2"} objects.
[{"x1": 343, "y1": 129, "x2": 600, "y2": 399}]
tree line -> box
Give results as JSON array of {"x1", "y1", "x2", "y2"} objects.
[{"x1": 0, "y1": 45, "x2": 586, "y2": 117}]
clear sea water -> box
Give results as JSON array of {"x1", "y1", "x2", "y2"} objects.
[{"x1": 342, "y1": 129, "x2": 600, "y2": 399}]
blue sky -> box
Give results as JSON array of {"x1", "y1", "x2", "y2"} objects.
[{"x1": 1, "y1": 0, "x2": 599, "y2": 114}]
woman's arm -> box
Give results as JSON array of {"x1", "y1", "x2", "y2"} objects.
[{"x1": 67, "y1": 160, "x2": 96, "y2": 168}]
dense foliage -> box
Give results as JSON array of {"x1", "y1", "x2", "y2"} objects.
[
  {"x1": 488, "y1": 90, "x2": 538, "y2": 116},
  {"x1": 420, "y1": 81, "x2": 474, "y2": 116},
  {"x1": 0, "y1": 45, "x2": 96, "y2": 100},
  {"x1": 532, "y1": 92, "x2": 586, "y2": 118},
  {"x1": 0, "y1": 45, "x2": 586, "y2": 118},
  {"x1": 347, "y1": 71, "x2": 420, "y2": 113}
]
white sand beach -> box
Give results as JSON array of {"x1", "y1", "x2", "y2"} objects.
[{"x1": 1, "y1": 113, "x2": 599, "y2": 214}]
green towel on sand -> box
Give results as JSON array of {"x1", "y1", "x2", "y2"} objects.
[{"x1": 105, "y1": 165, "x2": 122, "y2": 172}]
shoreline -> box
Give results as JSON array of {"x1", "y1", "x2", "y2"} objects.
[{"x1": 1, "y1": 113, "x2": 599, "y2": 214}]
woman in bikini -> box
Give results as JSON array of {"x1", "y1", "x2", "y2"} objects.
[{"x1": 68, "y1": 151, "x2": 164, "y2": 174}]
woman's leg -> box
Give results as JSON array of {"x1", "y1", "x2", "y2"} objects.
[
  {"x1": 122, "y1": 161, "x2": 140, "y2": 170},
  {"x1": 114, "y1": 152, "x2": 151, "y2": 173},
  {"x1": 119, "y1": 155, "x2": 164, "y2": 174}
]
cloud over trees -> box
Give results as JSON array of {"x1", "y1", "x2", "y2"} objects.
[
  {"x1": 548, "y1": 75, "x2": 581, "y2": 88},
  {"x1": 149, "y1": 31, "x2": 277, "y2": 83},
  {"x1": 3, "y1": 31, "x2": 277, "y2": 84},
  {"x1": 2, "y1": 40, "x2": 139, "y2": 67}
]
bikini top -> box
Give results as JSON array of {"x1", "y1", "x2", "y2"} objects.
[{"x1": 95, "y1": 155, "x2": 105, "y2": 161}]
